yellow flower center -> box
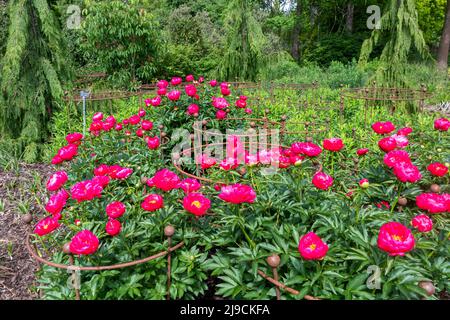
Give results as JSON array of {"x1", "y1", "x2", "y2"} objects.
[
  {"x1": 309, "y1": 244, "x2": 316, "y2": 251},
  {"x1": 192, "y1": 200, "x2": 202, "y2": 208},
  {"x1": 392, "y1": 235, "x2": 402, "y2": 241},
  {"x1": 43, "y1": 224, "x2": 48, "y2": 230},
  {"x1": 149, "y1": 200, "x2": 156, "y2": 204}
]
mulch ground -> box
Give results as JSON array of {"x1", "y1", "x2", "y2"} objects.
[{"x1": 0, "y1": 163, "x2": 54, "y2": 300}]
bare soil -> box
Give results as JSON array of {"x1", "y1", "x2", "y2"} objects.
[{"x1": 0, "y1": 163, "x2": 53, "y2": 300}]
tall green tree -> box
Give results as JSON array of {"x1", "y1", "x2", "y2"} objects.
[
  {"x1": 0, "y1": 0, "x2": 71, "y2": 162},
  {"x1": 358, "y1": 0, "x2": 429, "y2": 86},
  {"x1": 437, "y1": 0, "x2": 450, "y2": 70},
  {"x1": 81, "y1": 0, "x2": 161, "y2": 87},
  {"x1": 218, "y1": 0, "x2": 267, "y2": 81}
]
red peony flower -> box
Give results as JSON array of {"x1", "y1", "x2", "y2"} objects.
[
  {"x1": 105, "y1": 115, "x2": 116, "y2": 125},
  {"x1": 106, "y1": 201, "x2": 126, "y2": 219},
  {"x1": 141, "y1": 194, "x2": 164, "y2": 211},
  {"x1": 105, "y1": 219, "x2": 122, "y2": 236},
  {"x1": 291, "y1": 142, "x2": 322, "y2": 157},
  {"x1": 71, "y1": 180, "x2": 103, "y2": 202},
  {"x1": 167, "y1": 90, "x2": 181, "y2": 101},
  {"x1": 434, "y1": 118, "x2": 450, "y2": 131},
  {"x1": 298, "y1": 232, "x2": 329, "y2": 260},
  {"x1": 323, "y1": 138, "x2": 344, "y2": 152},
  {"x1": 187, "y1": 104, "x2": 199, "y2": 115},
  {"x1": 129, "y1": 115, "x2": 141, "y2": 125},
  {"x1": 216, "y1": 110, "x2": 227, "y2": 120},
  {"x1": 115, "y1": 123, "x2": 123, "y2": 131},
  {"x1": 108, "y1": 166, "x2": 133, "y2": 180},
  {"x1": 212, "y1": 97, "x2": 229, "y2": 109},
  {"x1": 66, "y1": 132, "x2": 83, "y2": 144},
  {"x1": 185, "y1": 84, "x2": 197, "y2": 97},
  {"x1": 357, "y1": 148, "x2": 369, "y2": 156},
  {"x1": 141, "y1": 120, "x2": 153, "y2": 131},
  {"x1": 378, "y1": 137, "x2": 397, "y2": 152},
  {"x1": 359, "y1": 179, "x2": 369, "y2": 188},
  {"x1": 221, "y1": 86, "x2": 231, "y2": 96},
  {"x1": 219, "y1": 184, "x2": 256, "y2": 204},
  {"x1": 149, "y1": 96, "x2": 162, "y2": 107},
  {"x1": 245, "y1": 108, "x2": 253, "y2": 114},
  {"x1": 178, "y1": 178, "x2": 201, "y2": 194},
  {"x1": 372, "y1": 121, "x2": 395, "y2": 135},
  {"x1": 411, "y1": 214, "x2": 433, "y2": 233},
  {"x1": 183, "y1": 193, "x2": 211, "y2": 216},
  {"x1": 46, "y1": 171, "x2": 68, "y2": 192},
  {"x1": 383, "y1": 150, "x2": 411, "y2": 168},
  {"x1": 390, "y1": 134, "x2": 409, "y2": 148},
  {"x1": 209, "y1": 79, "x2": 217, "y2": 87},
  {"x1": 427, "y1": 162, "x2": 448, "y2": 177},
  {"x1": 392, "y1": 162, "x2": 421, "y2": 183},
  {"x1": 94, "y1": 164, "x2": 110, "y2": 176},
  {"x1": 57, "y1": 144, "x2": 78, "y2": 161},
  {"x1": 136, "y1": 128, "x2": 144, "y2": 137},
  {"x1": 197, "y1": 154, "x2": 216, "y2": 169},
  {"x1": 34, "y1": 216, "x2": 60, "y2": 236},
  {"x1": 157, "y1": 79, "x2": 169, "y2": 88},
  {"x1": 289, "y1": 154, "x2": 304, "y2": 166},
  {"x1": 89, "y1": 120, "x2": 103, "y2": 133},
  {"x1": 149, "y1": 169, "x2": 180, "y2": 191},
  {"x1": 146, "y1": 136, "x2": 160, "y2": 150},
  {"x1": 171, "y1": 77, "x2": 182, "y2": 86},
  {"x1": 70, "y1": 230, "x2": 99, "y2": 255},
  {"x1": 235, "y1": 99, "x2": 247, "y2": 108},
  {"x1": 157, "y1": 87, "x2": 167, "y2": 96},
  {"x1": 51, "y1": 155, "x2": 63, "y2": 165},
  {"x1": 45, "y1": 189, "x2": 69, "y2": 215},
  {"x1": 416, "y1": 193, "x2": 450, "y2": 213},
  {"x1": 397, "y1": 127, "x2": 413, "y2": 136},
  {"x1": 312, "y1": 172, "x2": 333, "y2": 190},
  {"x1": 220, "y1": 157, "x2": 238, "y2": 171},
  {"x1": 92, "y1": 112, "x2": 103, "y2": 121},
  {"x1": 377, "y1": 222, "x2": 415, "y2": 256},
  {"x1": 186, "y1": 74, "x2": 194, "y2": 82},
  {"x1": 91, "y1": 175, "x2": 110, "y2": 188}
]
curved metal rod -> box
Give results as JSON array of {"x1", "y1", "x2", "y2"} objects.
[
  {"x1": 26, "y1": 233, "x2": 184, "y2": 271},
  {"x1": 257, "y1": 270, "x2": 320, "y2": 300}
]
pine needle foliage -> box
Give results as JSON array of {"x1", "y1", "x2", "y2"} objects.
[
  {"x1": 0, "y1": 0, "x2": 70, "y2": 162},
  {"x1": 358, "y1": 0, "x2": 430, "y2": 87}
]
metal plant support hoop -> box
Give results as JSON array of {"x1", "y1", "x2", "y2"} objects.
[
  {"x1": 26, "y1": 227, "x2": 183, "y2": 300},
  {"x1": 340, "y1": 84, "x2": 432, "y2": 126},
  {"x1": 193, "y1": 117, "x2": 330, "y2": 146}
]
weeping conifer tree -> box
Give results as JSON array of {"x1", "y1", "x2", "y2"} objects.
[
  {"x1": 218, "y1": 0, "x2": 267, "y2": 81},
  {"x1": 358, "y1": 0, "x2": 429, "y2": 87},
  {"x1": 0, "y1": 0, "x2": 71, "y2": 162}
]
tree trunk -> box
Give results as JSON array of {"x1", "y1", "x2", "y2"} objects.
[
  {"x1": 437, "y1": 0, "x2": 450, "y2": 71},
  {"x1": 345, "y1": 2, "x2": 354, "y2": 33},
  {"x1": 291, "y1": 0, "x2": 302, "y2": 61}
]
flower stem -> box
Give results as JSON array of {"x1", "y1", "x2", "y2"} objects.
[{"x1": 235, "y1": 205, "x2": 256, "y2": 249}]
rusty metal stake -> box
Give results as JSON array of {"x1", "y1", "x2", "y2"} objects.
[
  {"x1": 63, "y1": 243, "x2": 80, "y2": 300},
  {"x1": 164, "y1": 225, "x2": 175, "y2": 300},
  {"x1": 266, "y1": 254, "x2": 281, "y2": 300}
]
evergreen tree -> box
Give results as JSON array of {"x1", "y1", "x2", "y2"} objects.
[
  {"x1": 358, "y1": 0, "x2": 429, "y2": 86},
  {"x1": 218, "y1": 0, "x2": 267, "y2": 81},
  {"x1": 0, "y1": 0, "x2": 70, "y2": 162}
]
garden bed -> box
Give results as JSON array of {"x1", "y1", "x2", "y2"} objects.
[{"x1": 0, "y1": 164, "x2": 54, "y2": 299}]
